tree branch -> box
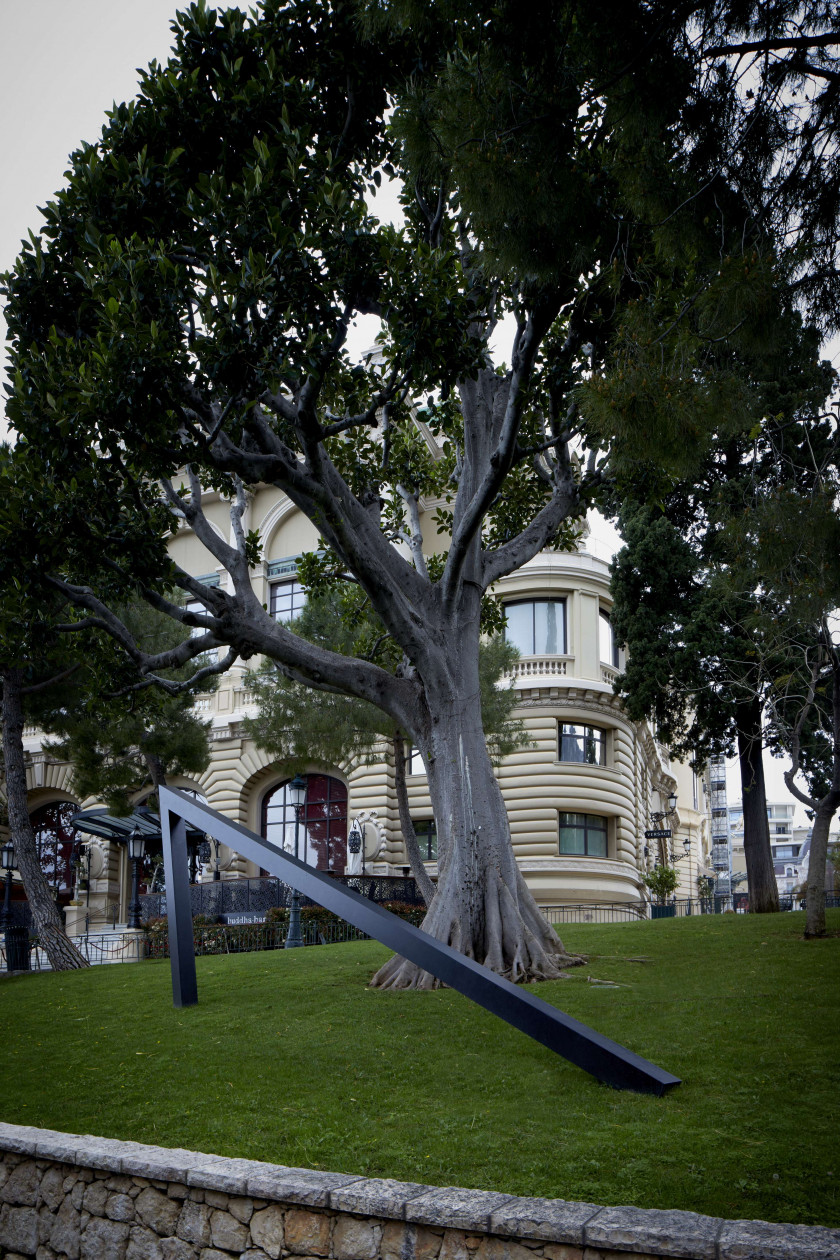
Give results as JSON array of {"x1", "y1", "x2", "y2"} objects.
[{"x1": 704, "y1": 33, "x2": 840, "y2": 58}]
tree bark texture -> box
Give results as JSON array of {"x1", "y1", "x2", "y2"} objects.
[
  {"x1": 392, "y1": 732, "x2": 436, "y2": 907},
  {"x1": 142, "y1": 751, "x2": 168, "y2": 791},
  {"x1": 804, "y1": 804, "x2": 836, "y2": 938},
  {"x1": 372, "y1": 649, "x2": 582, "y2": 988},
  {"x1": 736, "y1": 699, "x2": 779, "y2": 914},
  {"x1": 802, "y1": 667, "x2": 840, "y2": 939},
  {"x1": 1, "y1": 668, "x2": 90, "y2": 970}
]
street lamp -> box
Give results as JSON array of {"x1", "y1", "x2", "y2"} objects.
[
  {"x1": 0, "y1": 842, "x2": 15, "y2": 932},
  {"x1": 0, "y1": 842, "x2": 29, "y2": 973},
  {"x1": 347, "y1": 818, "x2": 366, "y2": 876},
  {"x1": 670, "y1": 837, "x2": 692, "y2": 863},
  {"x1": 126, "y1": 826, "x2": 146, "y2": 930},
  {"x1": 285, "y1": 774, "x2": 307, "y2": 949},
  {"x1": 645, "y1": 791, "x2": 679, "y2": 860}
]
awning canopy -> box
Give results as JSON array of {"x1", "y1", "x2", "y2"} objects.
[{"x1": 69, "y1": 808, "x2": 206, "y2": 846}]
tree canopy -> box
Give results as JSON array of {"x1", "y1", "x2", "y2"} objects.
[{"x1": 2, "y1": 0, "x2": 838, "y2": 974}]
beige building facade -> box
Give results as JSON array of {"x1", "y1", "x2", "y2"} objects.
[{"x1": 12, "y1": 485, "x2": 710, "y2": 932}]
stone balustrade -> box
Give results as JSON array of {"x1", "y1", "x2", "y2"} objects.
[{"x1": 1, "y1": 1123, "x2": 837, "y2": 1260}]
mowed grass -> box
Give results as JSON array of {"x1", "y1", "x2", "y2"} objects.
[{"x1": 1, "y1": 911, "x2": 838, "y2": 1226}]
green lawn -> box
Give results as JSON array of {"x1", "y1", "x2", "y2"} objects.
[{"x1": 1, "y1": 911, "x2": 838, "y2": 1227}]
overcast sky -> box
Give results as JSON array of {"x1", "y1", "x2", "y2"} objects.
[{"x1": 0, "y1": 1, "x2": 831, "y2": 824}]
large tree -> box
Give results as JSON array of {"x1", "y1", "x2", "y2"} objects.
[
  {"x1": 3, "y1": 1, "x2": 835, "y2": 984},
  {"x1": 244, "y1": 587, "x2": 529, "y2": 906},
  {"x1": 608, "y1": 315, "x2": 835, "y2": 913}
]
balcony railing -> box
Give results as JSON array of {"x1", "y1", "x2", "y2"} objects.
[{"x1": 511, "y1": 655, "x2": 571, "y2": 680}]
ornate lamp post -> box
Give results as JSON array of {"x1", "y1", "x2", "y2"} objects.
[
  {"x1": 644, "y1": 792, "x2": 678, "y2": 860},
  {"x1": 1, "y1": 842, "x2": 29, "y2": 972},
  {"x1": 0, "y1": 842, "x2": 15, "y2": 932},
  {"x1": 285, "y1": 774, "x2": 307, "y2": 949},
  {"x1": 126, "y1": 826, "x2": 146, "y2": 930}
]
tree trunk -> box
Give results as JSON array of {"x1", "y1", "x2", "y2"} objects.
[
  {"x1": 804, "y1": 803, "x2": 835, "y2": 938},
  {"x1": 393, "y1": 732, "x2": 436, "y2": 907},
  {"x1": 142, "y1": 750, "x2": 168, "y2": 794},
  {"x1": 1, "y1": 668, "x2": 90, "y2": 970},
  {"x1": 372, "y1": 676, "x2": 582, "y2": 989},
  {"x1": 736, "y1": 699, "x2": 779, "y2": 914}
]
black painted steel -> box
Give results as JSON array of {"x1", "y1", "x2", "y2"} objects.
[
  {"x1": 160, "y1": 788, "x2": 680, "y2": 1095},
  {"x1": 161, "y1": 807, "x2": 198, "y2": 1007}
]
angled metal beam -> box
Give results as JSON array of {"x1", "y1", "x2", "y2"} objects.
[{"x1": 160, "y1": 788, "x2": 680, "y2": 1095}]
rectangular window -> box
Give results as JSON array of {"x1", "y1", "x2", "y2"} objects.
[
  {"x1": 504, "y1": 599, "x2": 566, "y2": 655},
  {"x1": 599, "y1": 610, "x2": 619, "y2": 668},
  {"x1": 270, "y1": 578, "x2": 306, "y2": 622},
  {"x1": 412, "y1": 820, "x2": 437, "y2": 861},
  {"x1": 184, "y1": 597, "x2": 216, "y2": 661},
  {"x1": 558, "y1": 812, "x2": 608, "y2": 857},
  {"x1": 558, "y1": 723, "x2": 606, "y2": 765},
  {"x1": 406, "y1": 745, "x2": 426, "y2": 776},
  {"x1": 773, "y1": 845, "x2": 798, "y2": 859}
]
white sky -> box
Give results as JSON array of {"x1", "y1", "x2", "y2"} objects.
[{"x1": 0, "y1": 1, "x2": 829, "y2": 823}]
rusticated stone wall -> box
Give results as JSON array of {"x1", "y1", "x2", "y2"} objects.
[{"x1": 0, "y1": 1124, "x2": 838, "y2": 1260}]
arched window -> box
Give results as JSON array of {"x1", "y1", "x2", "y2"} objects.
[
  {"x1": 30, "y1": 802, "x2": 78, "y2": 904},
  {"x1": 261, "y1": 775, "x2": 348, "y2": 873}
]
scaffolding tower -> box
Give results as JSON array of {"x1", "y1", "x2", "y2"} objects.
[{"x1": 707, "y1": 754, "x2": 733, "y2": 894}]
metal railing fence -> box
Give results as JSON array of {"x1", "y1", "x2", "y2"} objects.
[
  {"x1": 145, "y1": 919, "x2": 370, "y2": 959},
  {"x1": 539, "y1": 892, "x2": 840, "y2": 923},
  {"x1": 4, "y1": 891, "x2": 838, "y2": 973},
  {"x1": 0, "y1": 931, "x2": 149, "y2": 973},
  {"x1": 541, "y1": 903, "x2": 648, "y2": 924},
  {"x1": 139, "y1": 873, "x2": 424, "y2": 922}
]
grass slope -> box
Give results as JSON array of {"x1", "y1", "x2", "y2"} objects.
[{"x1": 1, "y1": 911, "x2": 837, "y2": 1226}]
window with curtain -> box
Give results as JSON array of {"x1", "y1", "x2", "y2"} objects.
[
  {"x1": 599, "y1": 610, "x2": 619, "y2": 667},
  {"x1": 558, "y1": 812, "x2": 608, "y2": 857},
  {"x1": 558, "y1": 723, "x2": 606, "y2": 765},
  {"x1": 504, "y1": 599, "x2": 566, "y2": 655}
]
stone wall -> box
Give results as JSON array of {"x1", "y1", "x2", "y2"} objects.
[{"x1": 0, "y1": 1124, "x2": 837, "y2": 1260}]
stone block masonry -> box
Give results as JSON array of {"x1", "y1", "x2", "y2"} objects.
[{"x1": 0, "y1": 1124, "x2": 838, "y2": 1260}]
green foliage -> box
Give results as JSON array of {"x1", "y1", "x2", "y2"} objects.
[
  {"x1": 608, "y1": 301, "x2": 837, "y2": 767},
  {"x1": 643, "y1": 864, "x2": 680, "y2": 905},
  {"x1": 44, "y1": 602, "x2": 214, "y2": 814},
  {"x1": 244, "y1": 588, "x2": 530, "y2": 769},
  {"x1": 696, "y1": 874, "x2": 715, "y2": 900}
]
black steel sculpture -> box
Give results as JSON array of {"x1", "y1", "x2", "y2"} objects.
[{"x1": 160, "y1": 788, "x2": 680, "y2": 1095}]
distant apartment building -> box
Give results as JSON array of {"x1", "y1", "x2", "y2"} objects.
[{"x1": 727, "y1": 800, "x2": 816, "y2": 897}]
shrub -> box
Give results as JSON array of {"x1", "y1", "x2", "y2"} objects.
[{"x1": 644, "y1": 865, "x2": 680, "y2": 905}]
